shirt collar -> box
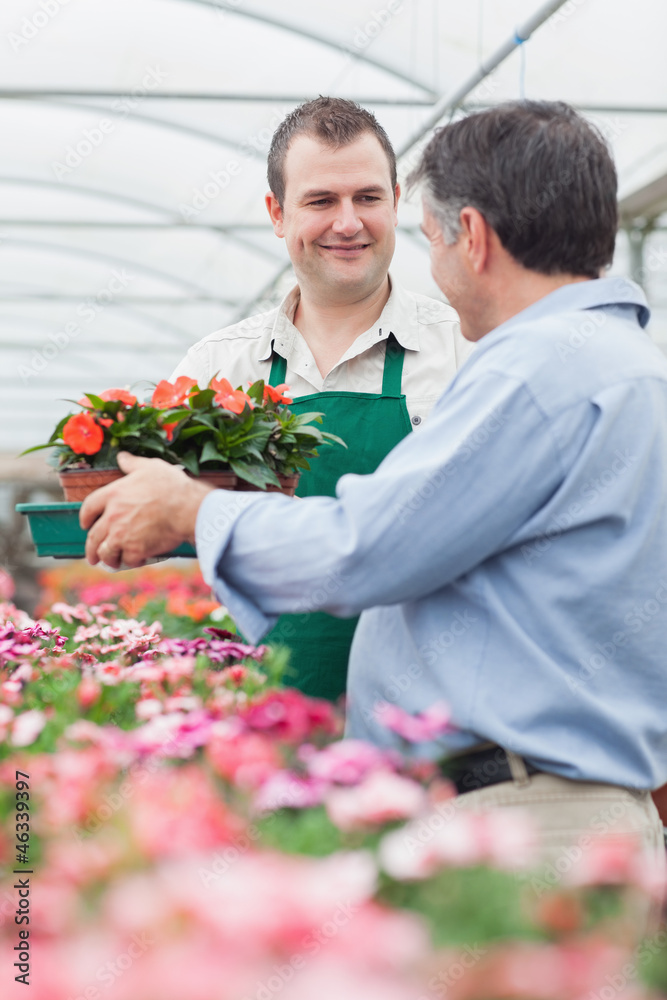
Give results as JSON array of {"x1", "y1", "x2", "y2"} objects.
[
  {"x1": 257, "y1": 275, "x2": 421, "y2": 363},
  {"x1": 493, "y1": 276, "x2": 650, "y2": 336}
]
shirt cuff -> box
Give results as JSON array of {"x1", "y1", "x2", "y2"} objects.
[{"x1": 195, "y1": 489, "x2": 278, "y2": 644}]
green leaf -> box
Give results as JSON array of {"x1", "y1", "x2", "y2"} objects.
[
  {"x1": 321, "y1": 432, "x2": 347, "y2": 448},
  {"x1": 292, "y1": 412, "x2": 325, "y2": 425},
  {"x1": 200, "y1": 440, "x2": 230, "y2": 465},
  {"x1": 230, "y1": 459, "x2": 279, "y2": 489},
  {"x1": 19, "y1": 442, "x2": 56, "y2": 456},
  {"x1": 247, "y1": 380, "x2": 265, "y2": 403},
  {"x1": 180, "y1": 451, "x2": 199, "y2": 475}
]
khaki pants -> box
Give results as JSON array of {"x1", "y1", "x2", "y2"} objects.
[{"x1": 455, "y1": 762, "x2": 665, "y2": 939}]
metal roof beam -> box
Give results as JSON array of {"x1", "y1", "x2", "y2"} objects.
[
  {"x1": 464, "y1": 103, "x2": 667, "y2": 116},
  {"x1": 619, "y1": 174, "x2": 667, "y2": 226},
  {"x1": 0, "y1": 90, "x2": 435, "y2": 106},
  {"x1": 0, "y1": 236, "x2": 236, "y2": 300},
  {"x1": 22, "y1": 96, "x2": 265, "y2": 160},
  {"x1": 0, "y1": 294, "x2": 236, "y2": 305},
  {"x1": 397, "y1": 0, "x2": 571, "y2": 159},
  {"x1": 177, "y1": 0, "x2": 436, "y2": 97},
  {"x1": 0, "y1": 178, "x2": 286, "y2": 262},
  {"x1": 0, "y1": 308, "x2": 195, "y2": 347}
]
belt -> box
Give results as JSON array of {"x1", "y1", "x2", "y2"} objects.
[{"x1": 443, "y1": 744, "x2": 543, "y2": 796}]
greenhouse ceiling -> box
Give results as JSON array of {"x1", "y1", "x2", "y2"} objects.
[{"x1": 2, "y1": 0, "x2": 667, "y2": 455}]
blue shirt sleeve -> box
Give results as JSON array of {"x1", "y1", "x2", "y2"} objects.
[{"x1": 195, "y1": 372, "x2": 568, "y2": 644}]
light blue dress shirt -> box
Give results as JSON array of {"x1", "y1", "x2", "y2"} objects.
[{"x1": 196, "y1": 277, "x2": 667, "y2": 790}]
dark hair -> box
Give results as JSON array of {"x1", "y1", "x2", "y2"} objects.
[
  {"x1": 408, "y1": 100, "x2": 618, "y2": 278},
  {"x1": 267, "y1": 96, "x2": 397, "y2": 207}
]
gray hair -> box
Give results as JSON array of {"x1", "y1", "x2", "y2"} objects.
[{"x1": 421, "y1": 188, "x2": 466, "y2": 245}]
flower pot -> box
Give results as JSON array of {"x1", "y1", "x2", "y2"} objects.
[
  {"x1": 59, "y1": 468, "x2": 124, "y2": 501},
  {"x1": 60, "y1": 467, "x2": 238, "y2": 501},
  {"x1": 192, "y1": 470, "x2": 238, "y2": 490},
  {"x1": 235, "y1": 473, "x2": 300, "y2": 497}
]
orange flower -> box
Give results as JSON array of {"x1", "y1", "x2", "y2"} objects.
[
  {"x1": 118, "y1": 593, "x2": 150, "y2": 617},
  {"x1": 163, "y1": 421, "x2": 178, "y2": 442},
  {"x1": 263, "y1": 382, "x2": 293, "y2": 405},
  {"x1": 152, "y1": 377, "x2": 198, "y2": 409},
  {"x1": 98, "y1": 418, "x2": 114, "y2": 428},
  {"x1": 78, "y1": 388, "x2": 137, "y2": 407},
  {"x1": 210, "y1": 377, "x2": 253, "y2": 414},
  {"x1": 99, "y1": 388, "x2": 137, "y2": 405},
  {"x1": 62, "y1": 413, "x2": 104, "y2": 456}
]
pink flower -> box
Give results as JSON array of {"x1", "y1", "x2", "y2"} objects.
[
  {"x1": 51, "y1": 601, "x2": 92, "y2": 624},
  {"x1": 378, "y1": 701, "x2": 451, "y2": 742},
  {"x1": 564, "y1": 833, "x2": 667, "y2": 898},
  {"x1": 0, "y1": 568, "x2": 14, "y2": 602},
  {"x1": 77, "y1": 676, "x2": 101, "y2": 709},
  {"x1": 135, "y1": 698, "x2": 164, "y2": 720},
  {"x1": 207, "y1": 730, "x2": 282, "y2": 789},
  {"x1": 305, "y1": 739, "x2": 397, "y2": 785},
  {"x1": 326, "y1": 770, "x2": 427, "y2": 831},
  {"x1": 379, "y1": 808, "x2": 538, "y2": 879},
  {"x1": 480, "y1": 808, "x2": 539, "y2": 871},
  {"x1": 253, "y1": 771, "x2": 327, "y2": 813},
  {"x1": 126, "y1": 766, "x2": 243, "y2": 858},
  {"x1": 10, "y1": 708, "x2": 47, "y2": 747}
]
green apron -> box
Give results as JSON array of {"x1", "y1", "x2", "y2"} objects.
[{"x1": 263, "y1": 334, "x2": 412, "y2": 701}]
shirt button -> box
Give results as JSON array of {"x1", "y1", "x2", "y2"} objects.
[{"x1": 411, "y1": 415, "x2": 422, "y2": 426}]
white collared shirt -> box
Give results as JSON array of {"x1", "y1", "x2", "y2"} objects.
[{"x1": 170, "y1": 279, "x2": 472, "y2": 427}]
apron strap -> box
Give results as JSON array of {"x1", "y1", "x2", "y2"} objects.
[
  {"x1": 382, "y1": 333, "x2": 405, "y2": 396},
  {"x1": 269, "y1": 332, "x2": 405, "y2": 396},
  {"x1": 269, "y1": 349, "x2": 287, "y2": 385}
]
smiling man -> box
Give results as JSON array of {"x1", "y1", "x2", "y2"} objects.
[{"x1": 170, "y1": 97, "x2": 469, "y2": 701}]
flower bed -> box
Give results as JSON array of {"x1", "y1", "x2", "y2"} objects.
[{"x1": 0, "y1": 565, "x2": 664, "y2": 1000}]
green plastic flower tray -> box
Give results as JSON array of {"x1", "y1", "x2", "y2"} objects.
[{"x1": 16, "y1": 502, "x2": 196, "y2": 560}]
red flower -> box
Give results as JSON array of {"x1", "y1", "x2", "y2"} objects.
[
  {"x1": 152, "y1": 377, "x2": 198, "y2": 409},
  {"x1": 209, "y1": 377, "x2": 253, "y2": 414},
  {"x1": 240, "y1": 689, "x2": 339, "y2": 744},
  {"x1": 97, "y1": 418, "x2": 113, "y2": 428},
  {"x1": 263, "y1": 382, "x2": 293, "y2": 405},
  {"x1": 62, "y1": 413, "x2": 104, "y2": 456},
  {"x1": 163, "y1": 421, "x2": 178, "y2": 442}
]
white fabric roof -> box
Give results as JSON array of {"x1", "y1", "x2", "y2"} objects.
[{"x1": 2, "y1": 0, "x2": 666, "y2": 453}]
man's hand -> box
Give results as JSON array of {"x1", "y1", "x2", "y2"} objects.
[{"x1": 80, "y1": 452, "x2": 215, "y2": 569}]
